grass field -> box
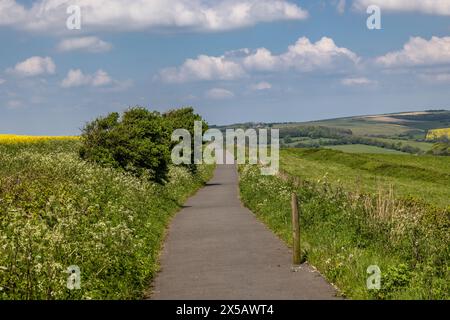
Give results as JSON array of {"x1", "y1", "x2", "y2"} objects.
[
  {"x1": 284, "y1": 118, "x2": 414, "y2": 137},
  {"x1": 371, "y1": 138, "x2": 434, "y2": 152},
  {"x1": 323, "y1": 144, "x2": 408, "y2": 154},
  {"x1": 280, "y1": 148, "x2": 450, "y2": 208},
  {"x1": 0, "y1": 139, "x2": 214, "y2": 299},
  {"x1": 239, "y1": 156, "x2": 449, "y2": 299}
]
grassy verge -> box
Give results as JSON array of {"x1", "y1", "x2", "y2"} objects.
[
  {"x1": 0, "y1": 141, "x2": 214, "y2": 299},
  {"x1": 239, "y1": 164, "x2": 449, "y2": 299}
]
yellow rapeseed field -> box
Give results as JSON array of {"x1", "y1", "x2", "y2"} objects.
[
  {"x1": 426, "y1": 128, "x2": 450, "y2": 140},
  {"x1": 0, "y1": 134, "x2": 79, "y2": 144}
]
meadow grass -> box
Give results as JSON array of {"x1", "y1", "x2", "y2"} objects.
[
  {"x1": 370, "y1": 138, "x2": 433, "y2": 152},
  {"x1": 0, "y1": 140, "x2": 214, "y2": 299},
  {"x1": 280, "y1": 148, "x2": 450, "y2": 208},
  {"x1": 239, "y1": 164, "x2": 449, "y2": 300},
  {"x1": 323, "y1": 144, "x2": 408, "y2": 154}
]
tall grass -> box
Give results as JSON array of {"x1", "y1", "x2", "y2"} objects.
[
  {"x1": 0, "y1": 141, "x2": 214, "y2": 299},
  {"x1": 239, "y1": 164, "x2": 449, "y2": 299}
]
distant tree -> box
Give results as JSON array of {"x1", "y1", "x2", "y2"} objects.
[{"x1": 163, "y1": 107, "x2": 208, "y2": 172}]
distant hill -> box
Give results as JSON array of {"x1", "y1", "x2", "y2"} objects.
[{"x1": 214, "y1": 110, "x2": 450, "y2": 140}]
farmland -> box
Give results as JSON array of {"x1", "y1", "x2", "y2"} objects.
[
  {"x1": 0, "y1": 134, "x2": 79, "y2": 144},
  {"x1": 280, "y1": 148, "x2": 450, "y2": 207},
  {"x1": 0, "y1": 137, "x2": 213, "y2": 299},
  {"x1": 323, "y1": 144, "x2": 407, "y2": 154},
  {"x1": 216, "y1": 110, "x2": 449, "y2": 155}
]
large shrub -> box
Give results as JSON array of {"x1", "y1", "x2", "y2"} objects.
[{"x1": 79, "y1": 107, "x2": 171, "y2": 183}]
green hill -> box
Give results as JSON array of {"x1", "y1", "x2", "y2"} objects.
[{"x1": 214, "y1": 110, "x2": 450, "y2": 154}]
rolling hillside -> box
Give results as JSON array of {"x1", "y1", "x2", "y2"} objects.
[{"x1": 214, "y1": 110, "x2": 450, "y2": 155}]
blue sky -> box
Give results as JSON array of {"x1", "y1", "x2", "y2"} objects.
[{"x1": 1, "y1": 0, "x2": 450, "y2": 135}]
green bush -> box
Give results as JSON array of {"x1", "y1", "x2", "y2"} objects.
[
  {"x1": 79, "y1": 107, "x2": 171, "y2": 183},
  {"x1": 428, "y1": 142, "x2": 450, "y2": 156}
]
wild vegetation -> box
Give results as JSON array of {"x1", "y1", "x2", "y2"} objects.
[
  {"x1": 239, "y1": 154, "x2": 449, "y2": 299},
  {"x1": 428, "y1": 143, "x2": 450, "y2": 156},
  {"x1": 0, "y1": 107, "x2": 214, "y2": 300},
  {"x1": 426, "y1": 128, "x2": 450, "y2": 141}
]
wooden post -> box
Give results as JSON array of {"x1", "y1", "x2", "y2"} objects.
[{"x1": 291, "y1": 193, "x2": 301, "y2": 265}]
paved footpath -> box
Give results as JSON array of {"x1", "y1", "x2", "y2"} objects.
[{"x1": 150, "y1": 164, "x2": 338, "y2": 299}]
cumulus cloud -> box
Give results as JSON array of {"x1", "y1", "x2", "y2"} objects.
[
  {"x1": 376, "y1": 36, "x2": 450, "y2": 68},
  {"x1": 61, "y1": 69, "x2": 112, "y2": 88},
  {"x1": 243, "y1": 48, "x2": 278, "y2": 71},
  {"x1": 0, "y1": 0, "x2": 308, "y2": 33},
  {"x1": 159, "y1": 55, "x2": 246, "y2": 83},
  {"x1": 341, "y1": 77, "x2": 376, "y2": 86},
  {"x1": 205, "y1": 88, "x2": 235, "y2": 99},
  {"x1": 160, "y1": 36, "x2": 359, "y2": 83},
  {"x1": 0, "y1": 0, "x2": 27, "y2": 26},
  {"x1": 353, "y1": 0, "x2": 450, "y2": 16},
  {"x1": 8, "y1": 56, "x2": 56, "y2": 77},
  {"x1": 57, "y1": 37, "x2": 112, "y2": 53},
  {"x1": 250, "y1": 81, "x2": 272, "y2": 90}
]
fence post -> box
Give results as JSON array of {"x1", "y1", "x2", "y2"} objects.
[{"x1": 291, "y1": 193, "x2": 301, "y2": 265}]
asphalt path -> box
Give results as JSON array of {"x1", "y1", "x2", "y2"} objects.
[{"x1": 150, "y1": 164, "x2": 338, "y2": 299}]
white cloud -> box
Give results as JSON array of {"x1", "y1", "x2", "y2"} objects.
[
  {"x1": 0, "y1": 0, "x2": 308, "y2": 33},
  {"x1": 0, "y1": 79, "x2": 5, "y2": 85},
  {"x1": 353, "y1": 0, "x2": 450, "y2": 16},
  {"x1": 0, "y1": 0, "x2": 27, "y2": 26},
  {"x1": 275, "y1": 37, "x2": 359, "y2": 71},
  {"x1": 243, "y1": 36, "x2": 360, "y2": 73},
  {"x1": 61, "y1": 69, "x2": 113, "y2": 88},
  {"x1": 341, "y1": 77, "x2": 376, "y2": 86},
  {"x1": 376, "y1": 36, "x2": 450, "y2": 68},
  {"x1": 91, "y1": 70, "x2": 113, "y2": 87},
  {"x1": 205, "y1": 88, "x2": 235, "y2": 99},
  {"x1": 243, "y1": 48, "x2": 278, "y2": 71},
  {"x1": 8, "y1": 56, "x2": 55, "y2": 77},
  {"x1": 160, "y1": 55, "x2": 246, "y2": 83},
  {"x1": 160, "y1": 36, "x2": 359, "y2": 82},
  {"x1": 250, "y1": 81, "x2": 272, "y2": 90},
  {"x1": 337, "y1": 0, "x2": 346, "y2": 14},
  {"x1": 57, "y1": 37, "x2": 112, "y2": 53}
]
